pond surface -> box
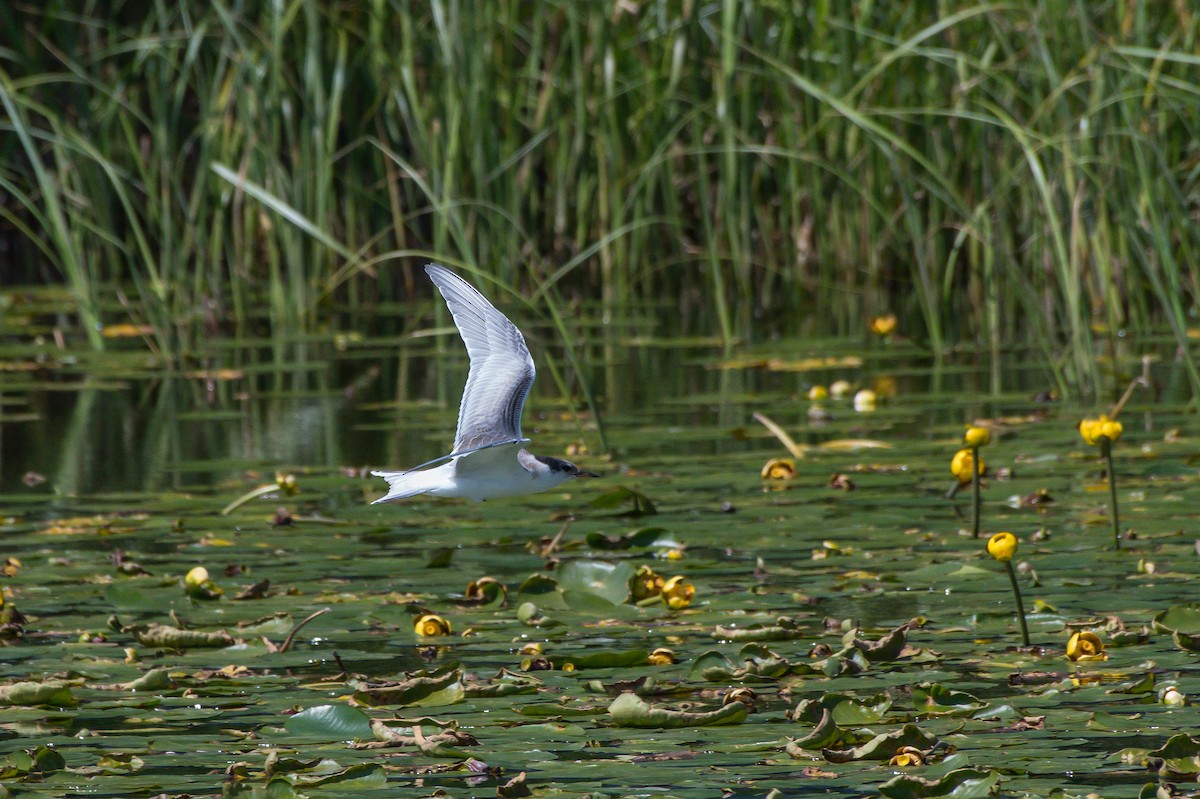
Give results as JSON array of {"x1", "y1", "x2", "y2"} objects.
[{"x1": 1, "y1": 290, "x2": 1198, "y2": 797}]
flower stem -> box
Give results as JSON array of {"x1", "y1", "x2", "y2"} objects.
[
  {"x1": 971, "y1": 445, "x2": 981, "y2": 538},
  {"x1": 1102, "y1": 438, "x2": 1120, "y2": 550},
  {"x1": 1004, "y1": 560, "x2": 1030, "y2": 646}
]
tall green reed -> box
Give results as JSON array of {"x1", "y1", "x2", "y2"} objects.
[{"x1": 0, "y1": 1, "x2": 1197, "y2": 402}]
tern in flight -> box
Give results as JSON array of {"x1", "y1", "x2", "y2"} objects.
[{"x1": 372, "y1": 264, "x2": 597, "y2": 503}]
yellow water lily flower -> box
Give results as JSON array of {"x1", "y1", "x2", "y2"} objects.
[
  {"x1": 275, "y1": 472, "x2": 299, "y2": 495},
  {"x1": 647, "y1": 647, "x2": 677, "y2": 666},
  {"x1": 630, "y1": 565, "x2": 664, "y2": 602},
  {"x1": 950, "y1": 448, "x2": 985, "y2": 484},
  {"x1": 1079, "y1": 415, "x2": 1123, "y2": 446},
  {"x1": 964, "y1": 426, "x2": 991, "y2": 448},
  {"x1": 869, "y1": 314, "x2": 897, "y2": 336},
  {"x1": 829, "y1": 379, "x2": 853, "y2": 399},
  {"x1": 807, "y1": 385, "x2": 829, "y2": 401},
  {"x1": 761, "y1": 458, "x2": 797, "y2": 480},
  {"x1": 987, "y1": 532, "x2": 1017, "y2": 563},
  {"x1": 414, "y1": 614, "x2": 452, "y2": 637},
  {"x1": 853, "y1": 389, "x2": 877, "y2": 412},
  {"x1": 661, "y1": 576, "x2": 695, "y2": 610},
  {"x1": 1066, "y1": 631, "x2": 1106, "y2": 662},
  {"x1": 889, "y1": 746, "x2": 925, "y2": 767}
]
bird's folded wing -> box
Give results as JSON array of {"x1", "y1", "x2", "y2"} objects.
[
  {"x1": 381, "y1": 438, "x2": 529, "y2": 476},
  {"x1": 453, "y1": 441, "x2": 529, "y2": 477}
]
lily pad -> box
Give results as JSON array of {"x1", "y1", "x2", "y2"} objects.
[
  {"x1": 284, "y1": 704, "x2": 374, "y2": 740},
  {"x1": 608, "y1": 692, "x2": 747, "y2": 728}
]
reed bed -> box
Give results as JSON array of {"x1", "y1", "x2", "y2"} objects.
[{"x1": 1, "y1": 1, "x2": 1197, "y2": 398}]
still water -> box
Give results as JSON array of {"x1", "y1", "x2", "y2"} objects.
[{"x1": 1, "y1": 292, "x2": 1197, "y2": 797}]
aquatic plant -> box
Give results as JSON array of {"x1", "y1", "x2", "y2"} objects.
[{"x1": 986, "y1": 531, "x2": 1029, "y2": 647}]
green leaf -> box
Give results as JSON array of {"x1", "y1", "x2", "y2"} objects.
[
  {"x1": 284, "y1": 704, "x2": 374, "y2": 740},
  {"x1": 878, "y1": 767, "x2": 1001, "y2": 798},
  {"x1": 608, "y1": 692, "x2": 747, "y2": 728},
  {"x1": 588, "y1": 486, "x2": 657, "y2": 515},
  {"x1": 556, "y1": 649, "x2": 648, "y2": 670},
  {"x1": 1153, "y1": 604, "x2": 1200, "y2": 635},
  {"x1": 557, "y1": 560, "x2": 636, "y2": 605},
  {"x1": 912, "y1": 683, "x2": 987, "y2": 716},
  {"x1": 296, "y1": 763, "x2": 387, "y2": 788},
  {"x1": 823, "y1": 724, "x2": 938, "y2": 762}
]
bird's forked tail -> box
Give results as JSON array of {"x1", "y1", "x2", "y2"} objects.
[{"x1": 370, "y1": 469, "x2": 438, "y2": 504}]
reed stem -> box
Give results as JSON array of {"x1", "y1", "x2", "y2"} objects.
[{"x1": 971, "y1": 445, "x2": 981, "y2": 538}]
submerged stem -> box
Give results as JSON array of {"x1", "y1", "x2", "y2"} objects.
[
  {"x1": 1004, "y1": 560, "x2": 1030, "y2": 647},
  {"x1": 1103, "y1": 439, "x2": 1121, "y2": 549}
]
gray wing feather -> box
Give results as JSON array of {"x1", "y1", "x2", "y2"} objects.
[{"x1": 425, "y1": 264, "x2": 536, "y2": 453}]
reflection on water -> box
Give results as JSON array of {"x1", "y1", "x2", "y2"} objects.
[{"x1": 2, "y1": 307, "x2": 1190, "y2": 496}]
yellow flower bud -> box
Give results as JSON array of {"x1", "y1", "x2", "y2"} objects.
[
  {"x1": 760, "y1": 458, "x2": 796, "y2": 480},
  {"x1": 185, "y1": 566, "x2": 210, "y2": 589},
  {"x1": 661, "y1": 576, "x2": 695, "y2": 610},
  {"x1": 1065, "y1": 631, "x2": 1106, "y2": 662},
  {"x1": 464, "y1": 577, "x2": 506, "y2": 604},
  {"x1": 987, "y1": 532, "x2": 1017, "y2": 562},
  {"x1": 1079, "y1": 416, "x2": 1122, "y2": 446},
  {"x1": 829, "y1": 379, "x2": 853, "y2": 399},
  {"x1": 414, "y1": 614, "x2": 452, "y2": 637},
  {"x1": 630, "y1": 565, "x2": 664, "y2": 602},
  {"x1": 964, "y1": 426, "x2": 991, "y2": 448},
  {"x1": 853, "y1": 389, "x2": 877, "y2": 412},
  {"x1": 1099, "y1": 419, "x2": 1123, "y2": 443},
  {"x1": 869, "y1": 314, "x2": 897, "y2": 336},
  {"x1": 807, "y1": 385, "x2": 829, "y2": 401},
  {"x1": 950, "y1": 448, "x2": 985, "y2": 484},
  {"x1": 275, "y1": 472, "x2": 299, "y2": 495},
  {"x1": 647, "y1": 647, "x2": 676, "y2": 666},
  {"x1": 1161, "y1": 685, "x2": 1189, "y2": 706}
]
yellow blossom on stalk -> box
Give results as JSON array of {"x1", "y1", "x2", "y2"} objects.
[
  {"x1": 647, "y1": 647, "x2": 677, "y2": 666},
  {"x1": 761, "y1": 458, "x2": 797, "y2": 480},
  {"x1": 414, "y1": 614, "x2": 452, "y2": 637},
  {"x1": 964, "y1": 426, "x2": 991, "y2": 448},
  {"x1": 869, "y1": 314, "x2": 897, "y2": 336},
  {"x1": 1079, "y1": 415, "x2": 1123, "y2": 446},
  {"x1": 987, "y1": 532, "x2": 1017, "y2": 562},
  {"x1": 829, "y1": 380, "x2": 853, "y2": 399},
  {"x1": 807, "y1": 385, "x2": 829, "y2": 401},
  {"x1": 661, "y1": 576, "x2": 695, "y2": 610},
  {"x1": 1065, "y1": 631, "x2": 1106, "y2": 662},
  {"x1": 950, "y1": 448, "x2": 985, "y2": 484},
  {"x1": 630, "y1": 565, "x2": 664, "y2": 602}
]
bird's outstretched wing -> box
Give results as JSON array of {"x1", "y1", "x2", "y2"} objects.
[{"x1": 425, "y1": 264, "x2": 536, "y2": 453}]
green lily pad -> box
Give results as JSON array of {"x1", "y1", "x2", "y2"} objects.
[
  {"x1": 878, "y1": 767, "x2": 1001, "y2": 798},
  {"x1": 284, "y1": 704, "x2": 374, "y2": 739},
  {"x1": 608, "y1": 692, "x2": 747, "y2": 728},
  {"x1": 557, "y1": 559, "x2": 636, "y2": 605}
]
